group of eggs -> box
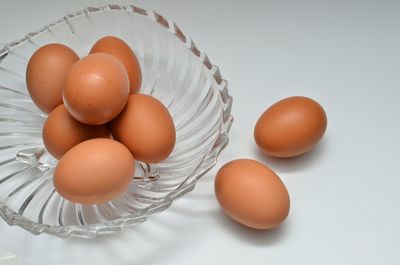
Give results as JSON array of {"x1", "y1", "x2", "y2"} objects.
[
  {"x1": 26, "y1": 35, "x2": 327, "y2": 232},
  {"x1": 26, "y1": 36, "x2": 176, "y2": 204},
  {"x1": 215, "y1": 96, "x2": 327, "y2": 229}
]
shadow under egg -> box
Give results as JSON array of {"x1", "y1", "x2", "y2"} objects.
[
  {"x1": 212, "y1": 208, "x2": 291, "y2": 246},
  {"x1": 253, "y1": 138, "x2": 329, "y2": 174}
]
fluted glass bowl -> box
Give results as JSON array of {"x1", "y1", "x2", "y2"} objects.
[{"x1": 0, "y1": 5, "x2": 232, "y2": 238}]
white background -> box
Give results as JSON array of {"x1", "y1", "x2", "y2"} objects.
[{"x1": 1, "y1": 0, "x2": 400, "y2": 264}]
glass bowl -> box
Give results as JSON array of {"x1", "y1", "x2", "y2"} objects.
[{"x1": 0, "y1": 4, "x2": 233, "y2": 238}]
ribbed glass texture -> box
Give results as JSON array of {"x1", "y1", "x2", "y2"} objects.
[{"x1": 0, "y1": 5, "x2": 232, "y2": 238}]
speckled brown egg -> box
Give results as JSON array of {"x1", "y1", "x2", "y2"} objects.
[
  {"x1": 90, "y1": 36, "x2": 142, "y2": 93},
  {"x1": 215, "y1": 159, "x2": 290, "y2": 230},
  {"x1": 54, "y1": 138, "x2": 135, "y2": 205},
  {"x1": 42, "y1": 104, "x2": 110, "y2": 159},
  {"x1": 254, "y1": 96, "x2": 327, "y2": 158},
  {"x1": 62, "y1": 53, "x2": 129, "y2": 125},
  {"x1": 26, "y1": 43, "x2": 79, "y2": 113},
  {"x1": 110, "y1": 94, "x2": 175, "y2": 163}
]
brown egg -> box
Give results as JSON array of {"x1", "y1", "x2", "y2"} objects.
[
  {"x1": 26, "y1": 43, "x2": 79, "y2": 113},
  {"x1": 254, "y1": 96, "x2": 327, "y2": 158},
  {"x1": 215, "y1": 159, "x2": 290, "y2": 229},
  {"x1": 111, "y1": 94, "x2": 175, "y2": 163},
  {"x1": 42, "y1": 104, "x2": 110, "y2": 159},
  {"x1": 54, "y1": 138, "x2": 135, "y2": 205},
  {"x1": 90, "y1": 36, "x2": 142, "y2": 93},
  {"x1": 62, "y1": 53, "x2": 129, "y2": 125}
]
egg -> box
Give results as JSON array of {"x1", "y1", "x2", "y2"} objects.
[
  {"x1": 90, "y1": 36, "x2": 142, "y2": 93},
  {"x1": 42, "y1": 104, "x2": 110, "y2": 159},
  {"x1": 26, "y1": 43, "x2": 79, "y2": 113},
  {"x1": 214, "y1": 159, "x2": 290, "y2": 229},
  {"x1": 62, "y1": 53, "x2": 129, "y2": 125},
  {"x1": 54, "y1": 138, "x2": 135, "y2": 205},
  {"x1": 111, "y1": 94, "x2": 175, "y2": 163},
  {"x1": 254, "y1": 96, "x2": 327, "y2": 158}
]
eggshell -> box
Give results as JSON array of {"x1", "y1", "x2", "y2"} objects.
[
  {"x1": 62, "y1": 53, "x2": 129, "y2": 125},
  {"x1": 54, "y1": 138, "x2": 135, "y2": 205},
  {"x1": 214, "y1": 159, "x2": 290, "y2": 229},
  {"x1": 254, "y1": 96, "x2": 327, "y2": 158},
  {"x1": 26, "y1": 43, "x2": 79, "y2": 113},
  {"x1": 111, "y1": 94, "x2": 175, "y2": 163},
  {"x1": 42, "y1": 104, "x2": 110, "y2": 159},
  {"x1": 90, "y1": 36, "x2": 142, "y2": 93}
]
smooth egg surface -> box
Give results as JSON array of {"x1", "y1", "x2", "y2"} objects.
[
  {"x1": 62, "y1": 53, "x2": 129, "y2": 125},
  {"x1": 54, "y1": 139, "x2": 135, "y2": 205},
  {"x1": 26, "y1": 43, "x2": 79, "y2": 113},
  {"x1": 42, "y1": 104, "x2": 110, "y2": 159},
  {"x1": 90, "y1": 36, "x2": 142, "y2": 93},
  {"x1": 215, "y1": 159, "x2": 290, "y2": 229},
  {"x1": 254, "y1": 96, "x2": 327, "y2": 158},
  {"x1": 111, "y1": 94, "x2": 176, "y2": 163}
]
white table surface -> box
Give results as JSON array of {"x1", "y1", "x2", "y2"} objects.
[{"x1": 1, "y1": 0, "x2": 400, "y2": 264}]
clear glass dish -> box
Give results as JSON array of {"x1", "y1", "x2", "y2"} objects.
[{"x1": 0, "y1": 4, "x2": 233, "y2": 238}]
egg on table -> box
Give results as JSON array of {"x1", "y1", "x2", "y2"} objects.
[
  {"x1": 254, "y1": 96, "x2": 327, "y2": 158},
  {"x1": 215, "y1": 159, "x2": 290, "y2": 229}
]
